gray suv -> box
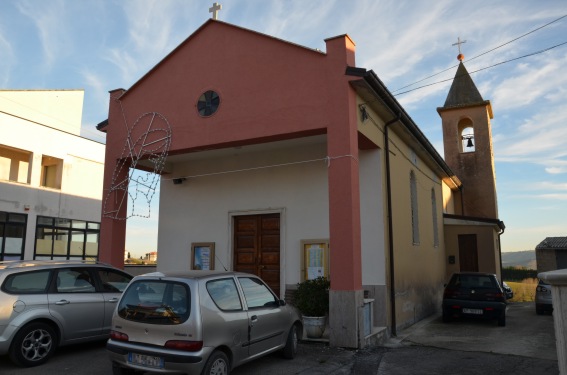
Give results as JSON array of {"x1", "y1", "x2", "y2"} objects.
[
  {"x1": 107, "y1": 271, "x2": 302, "y2": 375},
  {"x1": 0, "y1": 260, "x2": 132, "y2": 367}
]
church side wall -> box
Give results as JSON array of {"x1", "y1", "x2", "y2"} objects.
[{"x1": 387, "y1": 129, "x2": 447, "y2": 330}]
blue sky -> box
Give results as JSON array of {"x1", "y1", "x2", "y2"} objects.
[{"x1": 2, "y1": 1, "x2": 566, "y2": 257}]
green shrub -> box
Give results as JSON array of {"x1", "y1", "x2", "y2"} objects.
[{"x1": 294, "y1": 277, "x2": 330, "y2": 317}]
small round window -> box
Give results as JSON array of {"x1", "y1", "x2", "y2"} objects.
[{"x1": 197, "y1": 90, "x2": 220, "y2": 117}]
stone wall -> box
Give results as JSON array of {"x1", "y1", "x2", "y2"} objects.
[{"x1": 536, "y1": 249, "x2": 557, "y2": 273}]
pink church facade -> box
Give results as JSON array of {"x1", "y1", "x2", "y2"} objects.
[{"x1": 98, "y1": 20, "x2": 501, "y2": 348}]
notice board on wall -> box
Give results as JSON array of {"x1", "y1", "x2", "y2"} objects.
[{"x1": 301, "y1": 240, "x2": 329, "y2": 281}]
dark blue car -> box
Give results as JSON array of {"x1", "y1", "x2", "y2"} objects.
[{"x1": 442, "y1": 272, "x2": 507, "y2": 326}]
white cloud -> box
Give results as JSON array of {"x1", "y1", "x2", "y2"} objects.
[
  {"x1": 491, "y1": 54, "x2": 567, "y2": 111},
  {"x1": 546, "y1": 166, "x2": 567, "y2": 174},
  {"x1": 16, "y1": 0, "x2": 69, "y2": 68},
  {"x1": 494, "y1": 109, "x2": 567, "y2": 173},
  {"x1": 104, "y1": 48, "x2": 140, "y2": 86},
  {"x1": 530, "y1": 181, "x2": 567, "y2": 191},
  {"x1": 82, "y1": 70, "x2": 107, "y2": 102},
  {"x1": 537, "y1": 193, "x2": 567, "y2": 200},
  {"x1": 102, "y1": 0, "x2": 200, "y2": 87},
  {"x1": 0, "y1": 30, "x2": 14, "y2": 86},
  {"x1": 257, "y1": 2, "x2": 336, "y2": 39}
]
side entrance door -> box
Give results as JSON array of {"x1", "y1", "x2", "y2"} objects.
[
  {"x1": 458, "y1": 234, "x2": 479, "y2": 272},
  {"x1": 233, "y1": 214, "x2": 280, "y2": 294}
]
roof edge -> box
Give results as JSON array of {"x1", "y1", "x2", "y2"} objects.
[
  {"x1": 444, "y1": 213, "x2": 505, "y2": 231},
  {"x1": 350, "y1": 68, "x2": 461, "y2": 187}
]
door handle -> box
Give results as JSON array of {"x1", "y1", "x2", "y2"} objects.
[
  {"x1": 55, "y1": 300, "x2": 70, "y2": 305},
  {"x1": 107, "y1": 298, "x2": 119, "y2": 303},
  {"x1": 250, "y1": 315, "x2": 258, "y2": 323}
]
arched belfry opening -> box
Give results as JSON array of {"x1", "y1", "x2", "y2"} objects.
[{"x1": 458, "y1": 118, "x2": 475, "y2": 153}]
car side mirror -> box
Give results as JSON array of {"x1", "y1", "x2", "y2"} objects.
[{"x1": 279, "y1": 299, "x2": 286, "y2": 306}]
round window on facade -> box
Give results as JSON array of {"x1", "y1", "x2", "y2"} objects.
[{"x1": 197, "y1": 91, "x2": 220, "y2": 117}]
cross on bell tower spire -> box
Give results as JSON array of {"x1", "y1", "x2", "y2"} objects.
[{"x1": 452, "y1": 37, "x2": 467, "y2": 61}]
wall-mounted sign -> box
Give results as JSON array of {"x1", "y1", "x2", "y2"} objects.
[{"x1": 191, "y1": 242, "x2": 215, "y2": 270}]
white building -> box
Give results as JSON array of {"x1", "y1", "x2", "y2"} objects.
[{"x1": 0, "y1": 90, "x2": 105, "y2": 260}]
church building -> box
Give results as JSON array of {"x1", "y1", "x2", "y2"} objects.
[{"x1": 98, "y1": 19, "x2": 504, "y2": 348}]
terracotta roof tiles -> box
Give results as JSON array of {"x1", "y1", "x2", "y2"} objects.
[{"x1": 536, "y1": 236, "x2": 567, "y2": 250}]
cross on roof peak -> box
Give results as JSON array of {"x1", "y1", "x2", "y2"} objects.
[{"x1": 209, "y1": 2, "x2": 222, "y2": 20}]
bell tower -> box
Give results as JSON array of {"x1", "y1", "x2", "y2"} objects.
[{"x1": 437, "y1": 51, "x2": 498, "y2": 219}]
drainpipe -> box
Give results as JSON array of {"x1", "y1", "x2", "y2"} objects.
[
  {"x1": 498, "y1": 222, "x2": 505, "y2": 283},
  {"x1": 459, "y1": 185, "x2": 465, "y2": 216},
  {"x1": 384, "y1": 113, "x2": 401, "y2": 337}
]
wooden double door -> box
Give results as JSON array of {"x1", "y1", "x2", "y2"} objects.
[{"x1": 233, "y1": 214, "x2": 280, "y2": 294}]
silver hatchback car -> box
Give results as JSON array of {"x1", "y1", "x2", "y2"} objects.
[
  {"x1": 535, "y1": 279, "x2": 553, "y2": 314},
  {"x1": 0, "y1": 260, "x2": 132, "y2": 367},
  {"x1": 107, "y1": 271, "x2": 302, "y2": 375}
]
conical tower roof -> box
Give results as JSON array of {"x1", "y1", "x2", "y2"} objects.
[
  {"x1": 438, "y1": 61, "x2": 492, "y2": 117},
  {"x1": 443, "y1": 62, "x2": 484, "y2": 107}
]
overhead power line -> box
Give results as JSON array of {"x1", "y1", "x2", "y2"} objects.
[
  {"x1": 394, "y1": 40, "x2": 567, "y2": 96},
  {"x1": 392, "y1": 14, "x2": 567, "y2": 94}
]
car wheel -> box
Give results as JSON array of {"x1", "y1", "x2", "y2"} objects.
[
  {"x1": 9, "y1": 322, "x2": 57, "y2": 367},
  {"x1": 202, "y1": 350, "x2": 229, "y2": 375},
  {"x1": 282, "y1": 324, "x2": 299, "y2": 359},
  {"x1": 498, "y1": 314, "x2": 506, "y2": 327}
]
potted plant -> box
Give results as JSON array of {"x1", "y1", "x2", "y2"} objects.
[{"x1": 294, "y1": 277, "x2": 330, "y2": 338}]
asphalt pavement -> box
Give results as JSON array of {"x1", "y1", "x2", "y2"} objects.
[
  {"x1": 375, "y1": 302, "x2": 557, "y2": 374},
  {"x1": 0, "y1": 302, "x2": 558, "y2": 374}
]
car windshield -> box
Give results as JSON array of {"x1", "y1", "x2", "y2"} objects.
[
  {"x1": 117, "y1": 280, "x2": 190, "y2": 324},
  {"x1": 450, "y1": 274, "x2": 497, "y2": 289}
]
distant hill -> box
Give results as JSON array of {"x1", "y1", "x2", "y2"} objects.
[{"x1": 502, "y1": 250, "x2": 536, "y2": 270}]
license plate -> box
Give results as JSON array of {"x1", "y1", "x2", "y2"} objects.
[
  {"x1": 128, "y1": 353, "x2": 164, "y2": 368},
  {"x1": 462, "y1": 308, "x2": 483, "y2": 315}
]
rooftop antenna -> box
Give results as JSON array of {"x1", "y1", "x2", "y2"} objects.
[{"x1": 215, "y1": 253, "x2": 228, "y2": 271}]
